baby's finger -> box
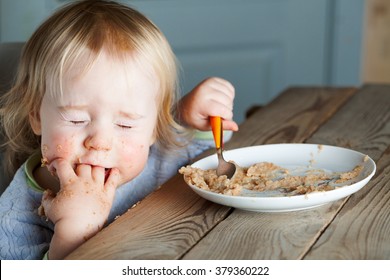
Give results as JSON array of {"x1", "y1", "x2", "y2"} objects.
[
  {"x1": 76, "y1": 164, "x2": 92, "y2": 178},
  {"x1": 222, "y1": 119, "x2": 239, "y2": 132},
  {"x1": 207, "y1": 100, "x2": 234, "y2": 121},
  {"x1": 40, "y1": 190, "x2": 55, "y2": 221},
  {"x1": 91, "y1": 166, "x2": 105, "y2": 183},
  {"x1": 207, "y1": 77, "x2": 235, "y2": 99},
  {"x1": 104, "y1": 168, "x2": 120, "y2": 198},
  {"x1": 49, "y1": 159, "x2": 76, "y2": 183},
  {"x1": 208, "y1": 93, "x2": 234, "y2": 111}
]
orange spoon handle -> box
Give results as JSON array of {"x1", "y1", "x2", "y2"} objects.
[{"x1": 210, "y1": 116, "x2": 223, "y2": 149}]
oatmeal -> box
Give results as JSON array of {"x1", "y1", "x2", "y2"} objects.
[{"x1": 179, "y1": 161, "x2": 364, "y2": 196}]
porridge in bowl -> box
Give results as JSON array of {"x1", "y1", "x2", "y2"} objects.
[
  {"x1": 178, "y1": 144, "x2": 376, "y2": 211},
  {"x1": 179, "y1": 161, "x2": 364, "y2": 196}
]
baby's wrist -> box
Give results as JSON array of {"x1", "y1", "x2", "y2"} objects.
[{"x1": 50, "y1": 221, "x2": 97, "y2": 259}]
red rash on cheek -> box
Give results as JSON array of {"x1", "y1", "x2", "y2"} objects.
[{"x1": 41, "y1": 135, "x2": 77, "y2": 162}]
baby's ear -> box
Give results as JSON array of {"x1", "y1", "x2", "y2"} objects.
[{"x1": 29, "y1": 110, "x2": 42, "y2": 135}]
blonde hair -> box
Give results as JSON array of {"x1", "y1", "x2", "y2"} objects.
[{"x1": 0, "y1": 0, "x2": 185, "y2": 176}]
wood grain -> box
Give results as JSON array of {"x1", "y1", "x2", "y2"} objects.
[
  {"x1": 183, "y1": 85, "x2": 390, "y2": 259},
  {"x1": 66, "y1": 87, "x2": 356, "y2": 260},
  {"x1": 307, "y1": 84, "x2": 390, "y2": 160},
  {"x1": 67, "y1": 175, "x2": 230, "y2": 259},
  {"x1": 303, "y1": 85, "x2": 390, "y2": 259},
  {"x1": 227, "y1": 87, "x2": 356, "y2": 148},
  {"x1": 183, "y1": 203, "x2": 345, "y2": 260},
  {"x1": 304, "y1": 147, "x2": 390, "y2": 259}
]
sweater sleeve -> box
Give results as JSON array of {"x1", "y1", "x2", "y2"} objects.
[{"x1": 0, "y1": 166, "x2": 53, "y2": 260}]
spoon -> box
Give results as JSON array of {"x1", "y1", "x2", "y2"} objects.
[{"x1": 210, "y1": 116, "x2": 236, "y2": 179}]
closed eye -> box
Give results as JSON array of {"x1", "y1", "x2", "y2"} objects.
[
  {"x1": 117, "y1": 123, "x2": 132, "y2": 129},
  {"x1": 70, "y1": 120, "x2": 88, "y2": 125}
]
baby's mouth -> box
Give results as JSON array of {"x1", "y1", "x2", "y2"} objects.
[
  {"x1": 105, "y1": 168, "x2": 111, "y2": 182},
  {"x1": 72, "y1": 159, "x2": 113, "y2": 182}
]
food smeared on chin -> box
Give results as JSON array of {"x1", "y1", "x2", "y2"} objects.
[{"x1": 179, "y1": 161, "x2": 364, "y2": 196}]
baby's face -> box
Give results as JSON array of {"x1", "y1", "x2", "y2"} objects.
[{"x1": 31, "y1": 50, "x2": 159, "y2": 186}]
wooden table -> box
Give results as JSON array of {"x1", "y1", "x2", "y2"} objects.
[{"x1": 67, "y1": 85, "x2": 390, "y2": 260}]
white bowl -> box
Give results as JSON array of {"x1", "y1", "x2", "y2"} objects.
[{"x1": 186, "y1": 144, "x2": 376, "y2": 212}]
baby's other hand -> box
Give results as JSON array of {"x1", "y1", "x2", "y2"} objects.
[{"x1": 177, "y1": 77, "x2": 239, "y2": 131}]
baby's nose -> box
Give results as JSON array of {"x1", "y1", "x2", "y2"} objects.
[{"x1": 84, "y1": 133, "x2": 112, "y2": 151}]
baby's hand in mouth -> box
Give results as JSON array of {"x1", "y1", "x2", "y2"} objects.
[
  {"x1": 39, "y1": 160, "x2": 120, "y2": 255},
  {"x1": 47, "y1": 159, "x2": 119, "y2": 187}
]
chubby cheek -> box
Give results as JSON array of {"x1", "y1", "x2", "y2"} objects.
[
  {"x1": 41, "y1": 133, "x2": 78, "y2": 164},
  {"x1": 118, "y1": 140, "x2": 150, "y2": 183}
]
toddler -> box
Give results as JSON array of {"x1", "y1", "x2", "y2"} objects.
[{"x1": 0, "y1": 0, "x2": 237, "y2": 259}]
